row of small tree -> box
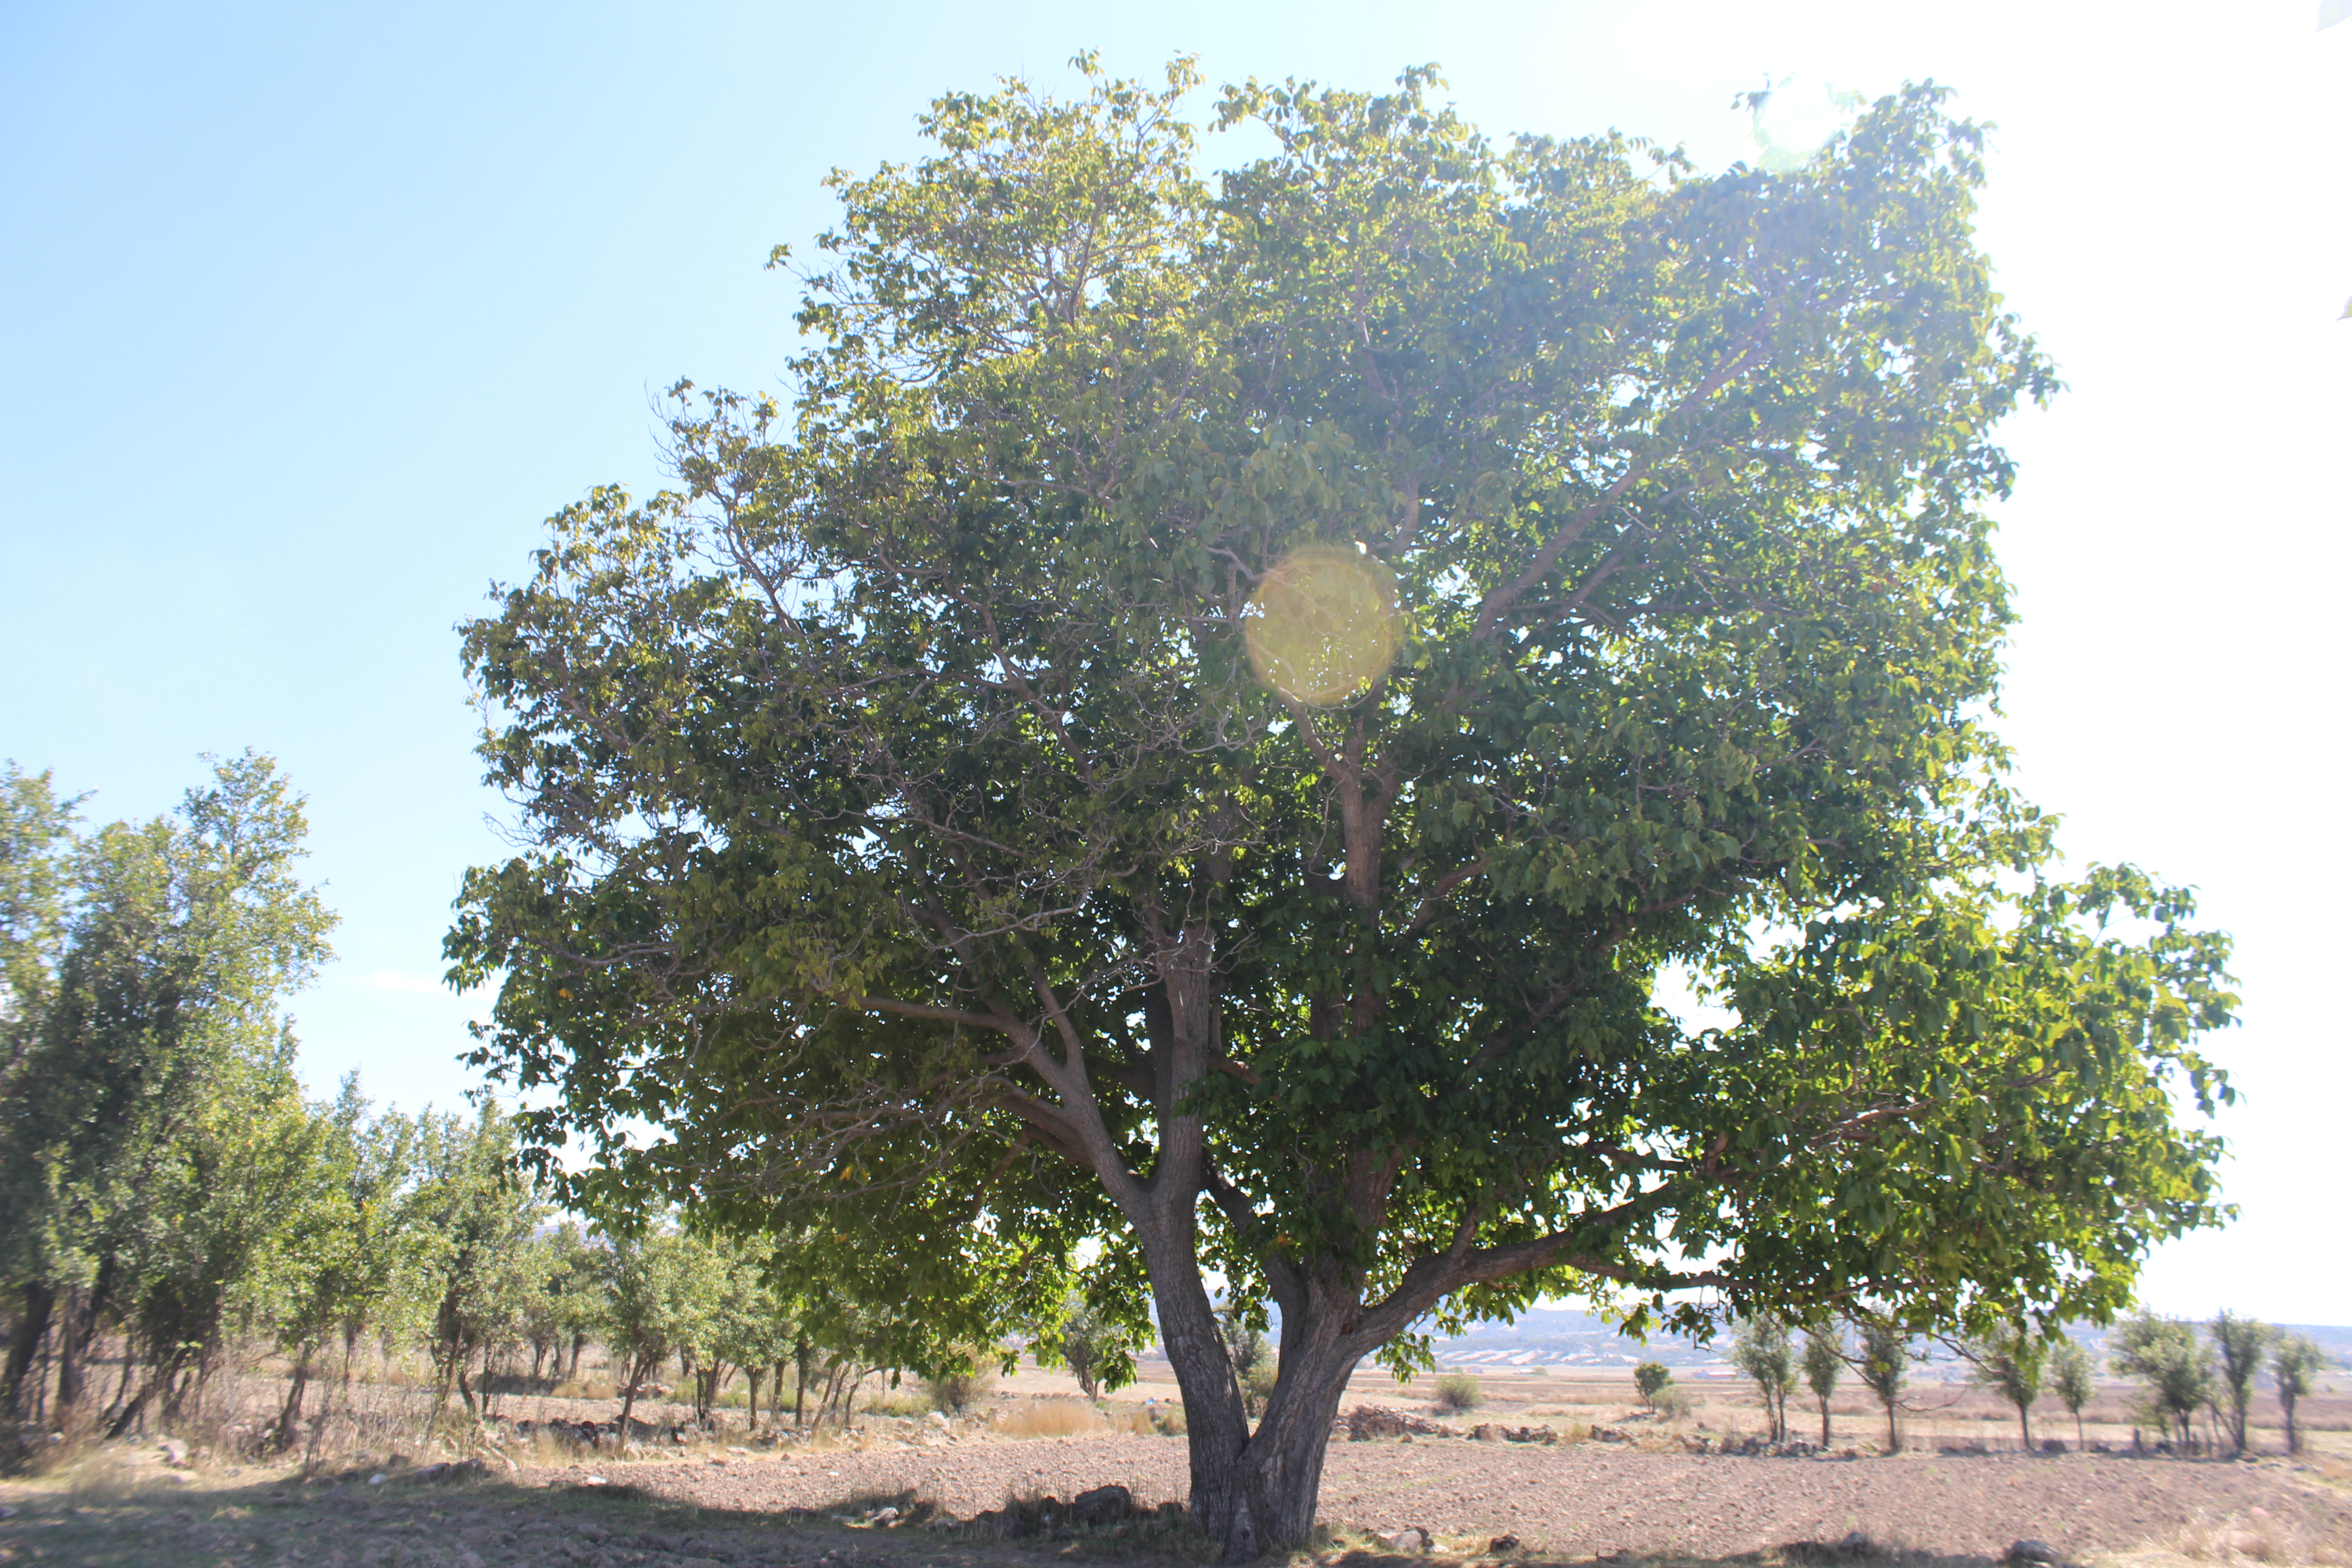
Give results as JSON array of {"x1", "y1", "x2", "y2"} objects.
[
  {"x1": 0, "y1": 757, "x2": 976, "y2": 1460},
  {"x1": 1716, "y1": 1310, "x2": 2331, "y2": 1455}
]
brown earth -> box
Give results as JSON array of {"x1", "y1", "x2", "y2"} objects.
[{"x1": 4, "y1": 1425, "x2": 2348, "y2": 1568}]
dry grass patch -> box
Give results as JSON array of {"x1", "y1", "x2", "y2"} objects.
[{"x1": 992, "y1": 1398, "x2": 1116, "y2": 1439}]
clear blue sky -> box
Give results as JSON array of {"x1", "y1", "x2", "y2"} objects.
[{"x1": 5, "y1": 1, "x2": 2346, "y2": 1321}]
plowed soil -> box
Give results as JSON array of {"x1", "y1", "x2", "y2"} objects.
[
  {"x1": 5, "y1": 1428, "x2": 2348, "y2": 1568},
  {"x1": 573, "y1": 1434, "x2": 2352, "y2": 1563}
]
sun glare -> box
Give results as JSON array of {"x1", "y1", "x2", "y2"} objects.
[{"x1": 1243, "y1": 544, "x2": 1405, "y2": 707}]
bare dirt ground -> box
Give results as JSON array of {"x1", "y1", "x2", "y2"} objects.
[
  {"x1": 5, "y1": 1428, "x2": 2348, "y2": 1568},
  {"x1": 5, "y1": 1369, "x2": 2347, "y2": 1568},
  {"x1": 590, "y1": 1433, "x2": 2352, "y2": 1561}
]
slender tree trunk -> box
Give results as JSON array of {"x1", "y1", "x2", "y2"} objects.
[
  {"x1": 747, "y1": 1363, "x2": 759, "y2": 1431},
  {"x1": 1884, "y1": 1399, "x2": 1899, "y2": 1453},
  {"x1": 569, "y1": 1331, "x2": 587, "y2": 1385},
  {"x1": 2073, "y1": 1409, "x2": 2084, "y2": 1450},
  {"x1": 2282, "y1": 1391, "x2": 2300, "y2": 1455},
  {"x1": 108, "y1": 1347, "x2": 187, "y2": 1441},
  {"x1": 105, "y1": 1375, "x2": 158, "y2": 1440},
  {"x1": 103, "y1": 1336, "x2": 138, "y2": 1428},
  {"x1": 50, "y1": 1286, "x2": 86, "y2": 1415},
  {"x1": 1819, "y1": 1396, "x2": 1832, "y2": 1448},
  {"x1": 0, "y1": 1281, "x2": 54, "y2": 1417},
  {"x1": 792, "y1": 1336, "x2": 808, "y2": 1430},
  {"x1": 2015, "y1": 1399, "x2": 2030, "y2": 1450},
  {"x1": 274, "y1": 1346, "x2": 314, "y2": 1452}
]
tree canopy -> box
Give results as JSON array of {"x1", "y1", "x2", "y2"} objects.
[{"x1": 447, "y1": 59, "x2": 2237, "y2": 1556}]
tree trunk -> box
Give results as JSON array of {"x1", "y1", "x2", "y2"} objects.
[
  {"x1": 103, "y1": 1337, "x2": 138, "y2": 1428},
  {"x1": 2073, "y1": 1409, "x2": 2084, "y2": 1450},
  {"x1": 1818, "y1": 1396, "x2": 1831, "y2": 1448},
  {"x1": 2282, "y1": 1391, "x2": 2299, "y2": 1455},
  {"x1": 1883, "y1": 1399, "x2": 1899, "y2": 1453},
  {"x1": 274, "y1": 1346, "x2": 313, "y2": 1451},
  {"x1": 105, "y1": 1374, "x2": 158, "y2": 1440},
  {"x1": 2015, "y1": 1399, "x2": 2029, "y2": 1450},
  {"x1": 1, "y1": 1280, "x2": 54, "y2": 1417}
]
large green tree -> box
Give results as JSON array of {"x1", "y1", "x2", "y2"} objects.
[{"x1": 449, "y1": 61, "x2": 2236, "y2": 1556}]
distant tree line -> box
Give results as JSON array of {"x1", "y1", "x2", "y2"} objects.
[
  {"x1": 1, "y1": 758, "x2": 1134, "y2": 1462},
  {"x1": 1711, "y1": 1307, "x2": 2332, "y2": 1455}
]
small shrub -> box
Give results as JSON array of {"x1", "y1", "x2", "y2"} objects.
[
  {"x1": 1655, "y1": 1386, "x2": 1694, "y2": 1422},
  {"x1": 926, "y1": 1344, "x2": 1001, "y2": 1413},
  {"x1": 1243, "y1": 1357, "x2": 1279, "y2": 1418},
  {"x1": 862, "y1": 1387, "x2": 932, "y2": 1418},
  {"x1": 1433, "y1": 1372, "x2": 1483, "y2": 1412},
  {"x1": 1634, "y1": 1361, "x2": 1673, "y2": 1408}
]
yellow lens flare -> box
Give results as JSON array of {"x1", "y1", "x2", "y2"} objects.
[{"x1": 1243, "y1": 544, "x2": 1404, "y2": 706}]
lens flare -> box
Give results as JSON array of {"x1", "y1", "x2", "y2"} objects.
[
  {"x1": 1749, "y1": 75, "x2": 1860, "y2": 173},
  {"x1": 1243, "y1": 544, "x2": 1403, "y2": 706}
]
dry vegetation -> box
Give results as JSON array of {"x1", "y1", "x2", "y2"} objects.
[{"x1": 5, "y1": 1361, "x2": 2348, "y2": 1568}]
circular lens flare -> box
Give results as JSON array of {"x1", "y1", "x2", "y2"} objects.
[
  {"x1": 1749, "y1": 75, "x2": 1859, "y2": 173},
  {"x1": 1244, "y1": 544, "x2": 1403, "y2": 706}
]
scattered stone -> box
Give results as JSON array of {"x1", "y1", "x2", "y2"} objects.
[
  {"x1": 1488, "y1": 1534, "x2": 1521, "y2": 1553},
  {"x1": 2042, "y1": 1439, "x2": 2068, "y2": 1455},
  {"x1": 158, "y1": 1438, "x2": 191, "y2": 1467},
  {"x1": 1377, "y1": 1527, "x2": 1431, "y2": 1553},
  {"x1": 2007, "y1": 1540, "x2": 2061, "y2": 1566},
  {"x1": 0, "y1": 1505, "x2": 15, "y2": 1520},
  {"x1": 1073, "y1": 1484, "x2": 1135, "y2": 1524},
  {"x1": 368, "y1": 1473, "x2": 387, "y2": 1486}
]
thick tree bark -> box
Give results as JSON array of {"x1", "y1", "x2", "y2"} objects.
[{"x1": 0, "y1": 1280, "x2": 54, "y2": 1417}]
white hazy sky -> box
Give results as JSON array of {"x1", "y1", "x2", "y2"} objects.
[{"x1": 4, "y1": 1, "x2": 2345, "y2": 1323}]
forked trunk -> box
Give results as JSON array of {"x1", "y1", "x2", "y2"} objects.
[{"x1": 1140, "y1": 1230, "x2": 1367, "y2": 1563}]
